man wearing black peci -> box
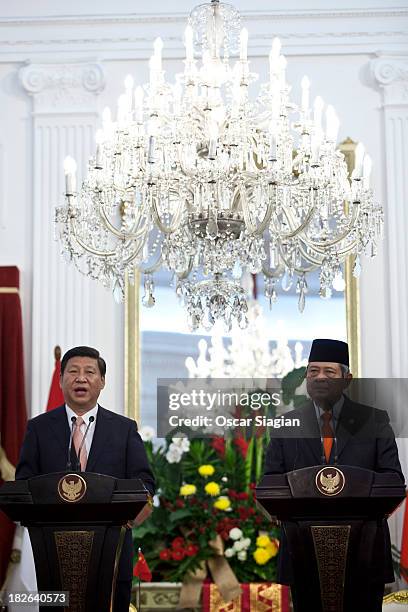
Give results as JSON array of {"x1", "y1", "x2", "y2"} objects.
[
  {"x1": 16, "y1": 346, "x2": 155, "y2": 612},
  {"x1": 264, "y1": 338, "x2": 404, "y2": 612}
]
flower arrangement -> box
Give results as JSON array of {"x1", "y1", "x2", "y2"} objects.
[{"x1": 133, "y1": 430, "x2": 280, "y2": 584}]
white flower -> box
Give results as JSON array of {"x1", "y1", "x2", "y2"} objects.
[
  {"x1": 242, "y1": 537, "x2": 251, "y2": 549},
  {"x1": 166, "y1": 445, "x2": 183, "y2": 463},
  {"x1": 152, "y1": 494, "x2": 160, "y2": 507},
  {"x1": 224, "y1": 548, "x2": 235, "y2": 558},
  {"x1": 233, "y1": 540, "x2": 246, "y2": 552},
  {"x1": 139, "y1": 425, "x2": 155, "y2": 441},
  {"x1": 237, "y1": 550, "x2": 247, "y2": 561},
  {"x1": 229, "y1": 527, "x2": 243, "y2": 541},
  {"x1": 171, "y1": 435, "x2": 190, "y2": 452}
]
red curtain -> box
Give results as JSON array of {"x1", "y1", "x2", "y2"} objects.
[{"x1": 0, "y1": 266, "x2": 27, "y2": 585}]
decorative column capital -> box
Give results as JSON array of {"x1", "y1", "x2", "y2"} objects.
[
  {"x1": 370, "y1": 55, "x2": 408, "y2": 106},
  {"x1": 19, "y1": 61, "x2": 105, "y2": 114}
]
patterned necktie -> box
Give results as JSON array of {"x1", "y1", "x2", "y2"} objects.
[
  {"x1": 73, "y1": 416, "x2": 88, "y2": 471},
  {"x1": 321, "y1": 411, "x2": 334, "y2": 463}
]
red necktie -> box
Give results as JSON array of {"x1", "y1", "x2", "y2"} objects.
[{"x1": 321, "y1": 411, "x2": 334, "y2": 463}]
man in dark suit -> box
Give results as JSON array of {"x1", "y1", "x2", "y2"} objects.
[
  {"x1": 16, "y1": 345, "x2": 155, "y2": 612},
  {"x1": 264, "y1": 339, "x2": 404, "y2": 612}
]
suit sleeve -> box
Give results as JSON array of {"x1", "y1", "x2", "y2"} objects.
[
  {"x1": 264, "y1": 437, "x2": 286, "y2": 474},
  {"x1": 375, "y1": 411, "x2": 405, "y2": 482},
  {"x1": 15, "y1": 420, "x2": 41, "y2": 480},
  {"x1": 125, "y1": 421, "x2": 156, "y2": 494}
]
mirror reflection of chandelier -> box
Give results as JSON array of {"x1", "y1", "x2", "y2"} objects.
[
  {"x1": 56, "y1": 0, "x2": 383, "y2": 332},
  {"x1": 185, "y1": 301, "x2": 307, "y2": 379}
]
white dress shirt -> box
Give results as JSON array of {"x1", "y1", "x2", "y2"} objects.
[{"x1": 65, "y1": 404, "x2": 98, "y2": 456}]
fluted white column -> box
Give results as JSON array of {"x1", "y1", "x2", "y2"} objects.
[
  {"x1": 369, "y1": 55, "x2": 408, "y2": 378},
  {"x1": 19, "y1": 61, "x2": 120, "y2": 417},
  {"x1": 369, "y1": 54, "x2": 408, "y2": 582}
]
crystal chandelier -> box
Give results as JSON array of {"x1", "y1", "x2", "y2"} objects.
[{"x1": 56, "y1": 0, "x2": 383, "y2": 331}]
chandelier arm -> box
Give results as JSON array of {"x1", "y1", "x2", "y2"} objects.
[
  {"x1": 140, "y1": 252, "x2": 163, "y2": 275},
  {"x1": 278, "y1": 242, "x2": 322, "y2": 272},
  {"x1": 272, "y1": 205, "x2": 317, "y2": 240},
  {"x1": 261, "y1": 262, "x2": 286, "y2": 278},
  {"x1": 150, "y1": 193, "x2": 184, "y2": 235},
  {"x1": 176, "y1": 256, "x2": 194, "y2": 280},
  {"x1": 69, "y1": 219, "x2": 117, "y2": 257},
  {"x1": 93, "y1": 192, "x2": 151, "y2": 240},
  {"x1": 303, "y1": 205, "x2": 360, "y2": 249},
  {"x1": 239, "y1": 184, "x2": 274, "y2": 237},
  {"x1": 298, "y1": 237, "x2": 359, "y2": 260}
]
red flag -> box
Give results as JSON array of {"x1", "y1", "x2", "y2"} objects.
[
  {"x1": 0, "y1": 267, "x2": 27, "y2": 585},
  {"x1": 401, "y1": 493, "x2": 408, "y2": 582},
  {"x1": 133, "y1": 549, "x2": 152, "y2": 581},
  {"x1": 46, "y1": 346, "x2": 64, "y2": 411}
]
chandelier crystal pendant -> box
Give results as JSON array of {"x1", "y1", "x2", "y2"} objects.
[{"x1": 56, "y1": 0, "x2": 383, "y2": 331}]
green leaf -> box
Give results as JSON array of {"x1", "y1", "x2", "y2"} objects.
[{"x1": 169, "y1": 508, "x2": 192, "y2": 523}]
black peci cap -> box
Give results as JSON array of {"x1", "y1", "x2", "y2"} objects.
[{"x1": 308, "y1": 339, "x2": 349, "y2": 367}]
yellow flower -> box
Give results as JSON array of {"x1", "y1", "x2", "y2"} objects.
[
  {"x1": 253, "y1": 548, "x2": 271, "y2": 565},
  {"x1": 213, "y1": 496, "x2": 231, "y2": 510},
  {"x1": 179, "y1": 484, "x2": 197, "y2": 497},
  {"x1": 198, "y1": 464, "x2": 215, "y2": 477},
  {"x1": 266, "y1": 541, "x2": 279, "y2": 558},
  {"x1": 205, "y1": 481, "x2": 220, "y2": 496},
  {"x1": 256, "y1": 535, "x2": 271, "y2": 548}
]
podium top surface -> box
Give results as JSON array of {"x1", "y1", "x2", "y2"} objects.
[
  {"x1": 256, "y1": 465, "x2": 406, "y2": 520},
  {"x1": 0, "y1": 472, "x2": 150, "y2": 524}
]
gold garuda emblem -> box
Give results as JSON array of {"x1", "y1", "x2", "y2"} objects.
[
  {"x1": 315, "y1": 467, "x2": 345, "y2": 497},
  {"x1": 58, "y1": 474, "x2": 87, "y2": 503}
]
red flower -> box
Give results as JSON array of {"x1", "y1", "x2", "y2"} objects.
[
  {"x1": 234, "y1": 436, "x2": 249, "y2": 458},
  {"x1": 237, "y1": 492, "x2": 249, "y2": 500},
  {"x1": 175, "y1": 499, "x2": 185, "y2": 508},
  {"x1": 171, "y1": 549, "x2": 185, "y2": 561},
  {"x1": 172, "y1": 537, "x2": 185, "y2": 550},
  {"x1": 228, "y1": 489, "x2": 238, "y2": 499},
  {"x1": 211, "y1": 436, "x2": 226, "y2": 457},
  {"x1": 255, "y1": 515, "x2": 263, "y2": 525},
  {"x1": 249, "y1": 482, "x2": 256, "y2": 490},
  {"x1": 185, "y1": 544, "x2": 199, "y2": 557},
  {"x1": 238, "y1": 506, "x2": 253, "y2": 520},
  {"x1": 159, "y1": 549, "x2": 171, "y2": 560}
]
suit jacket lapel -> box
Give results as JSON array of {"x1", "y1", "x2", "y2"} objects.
[
  {"x1": 298, "y1": 402, "x2": 323, "y2": 464},
  {"x1": 49, "y1": 405, "x2": 71, "y2": 458},
  {"x1": 335, "y1": 396, "x2": 355, "y2": 459},
  {"x1": 86, "y1": 406, "x2": 114, "y2": 472}
]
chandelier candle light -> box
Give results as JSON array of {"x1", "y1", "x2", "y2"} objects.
[{"x1": 57, "y1": 0, "x2": 383, "y2": 331}]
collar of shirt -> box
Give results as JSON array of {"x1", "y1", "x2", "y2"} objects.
[
  {"x1": 313, "y1": 395, "x2": 345, "y2": 432},
  {"x1": 65, "y1": 404, "x2": 99, "y2": 429}
]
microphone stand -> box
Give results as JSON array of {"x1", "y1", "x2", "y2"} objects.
[{"x1": 66, "y1": 416, "x2": 77, "y2": 470}]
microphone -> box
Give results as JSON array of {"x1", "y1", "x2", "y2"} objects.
[
  {"x1": 76, "y1": 416, "x2": 95, "y2": 472},
  {"x1": 66, "y1": 416, "x2": 77, "y2": 470}
]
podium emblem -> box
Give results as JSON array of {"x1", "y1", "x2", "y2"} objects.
[
  {"x1": 58, "y1": 474, "x2": 87, "y2": 503},
  {"x1": 315, "y1": 467, "x2": 345, "y2": 496}
]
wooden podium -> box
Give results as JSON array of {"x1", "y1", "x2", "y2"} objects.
[
  {"x1": 256, "y1": 465, "x2": 405, "y2": 612},
  {"x1": 0, "y1": 472, "x2": 150, "y2": 612}
]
